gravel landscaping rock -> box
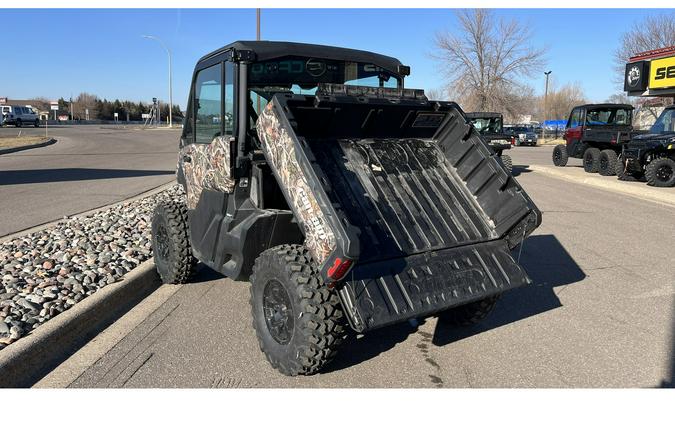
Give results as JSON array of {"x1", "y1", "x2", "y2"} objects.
[{"x1": 0, "y1": 184, "x2": 182, "y2": 350}]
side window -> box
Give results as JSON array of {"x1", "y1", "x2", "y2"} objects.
[
  {"x1": 569, "y1": 109, "x2": 581, "y2": 128},
  {"x1": 195, "y1": 63, "x2": 222, "y2": 144},
  {"x1": 224, "y1": 61, "x2": 234, "y2": 135}
]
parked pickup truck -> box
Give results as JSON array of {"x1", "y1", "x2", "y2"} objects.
[
  {"x1": 552, "y1": 103, "x2": 634, "y2": 176},
  {"x1": 150, "y1": 40, "x2": 542, "y2": 375}
]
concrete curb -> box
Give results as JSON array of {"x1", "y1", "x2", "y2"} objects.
[
  {"x1": 530, "y1": 165, "x2": 675, "y2": 208},
  {"x1": 0, "y1": 138, "x2": 57, "y2": 155},
  {"x1": 0, "y1": 260, "x2": 160, "y2": 388}
]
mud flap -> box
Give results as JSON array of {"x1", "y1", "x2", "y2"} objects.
[{"x1": 337, "y1": 239, "x2": 530, "y2": 333}]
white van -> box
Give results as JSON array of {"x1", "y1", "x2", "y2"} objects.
[{"x1": 1, "y1": 105, "x2": 40, "y2": 127}]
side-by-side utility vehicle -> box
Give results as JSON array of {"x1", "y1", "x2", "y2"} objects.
[
  {"x1": 552, "y1": 103, "x2": 634, "y2": 176},
  {"x1": 466, "y1": 112, "x2": 513, "y2": 173},
  {"x1": 151, "y1": 41, "x2": 542, "y2": 375},
  {"x1": 617, "y1": 105, "x2": 675, "y2": 187}
]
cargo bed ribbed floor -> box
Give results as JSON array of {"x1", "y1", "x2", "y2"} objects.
[{"x1": 309, "y1": 138, "x2": 496, "y2": 264}]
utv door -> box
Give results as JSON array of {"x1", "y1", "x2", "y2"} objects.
[
  {"x1": 179, "y1": 59, "x2": 238, "y2": 268},
  {"x1": 564, "y1": 107, "x2": 584, "y2": 157}
]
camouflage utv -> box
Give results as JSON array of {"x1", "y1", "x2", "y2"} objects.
[{"x1": 151, "y1": 41, "x2": 542, "y2": 376}]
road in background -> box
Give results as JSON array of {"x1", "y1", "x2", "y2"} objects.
[
  {"x1": 42, "y1": 146, "x2": 675, "y2": 388},
  {"x1": 0, "y1": 126, "x2": 178, "y2": 236}
]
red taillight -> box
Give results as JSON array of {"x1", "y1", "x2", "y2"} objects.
[
  {"x1": 510, "y1": 137, "x2": 515, "y2": 145},
  {"x1": 327, "y1": 257, "x2": 353, "y2": 282}
]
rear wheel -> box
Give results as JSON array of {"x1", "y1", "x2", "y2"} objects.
[
  {"x1": 438, "y1": 295, "x2": 500, "y2": 326},
  {"x1": 250, "y1": 245, "x2": 347, "y2": 376},
  {"x1": 151, "y1": 199, "x2": 197, "y2": 284},
  {"x1": 499, "y1": 154, "x2": 513, "y2": 174},
  {"x1": 552, "y1": 144, "x2": 568, "y2": 167},
  {"x1": 15, "y1": 119, "x2": 22, "y2": 128},
  {"x1": 583, "y1": 148, "x2": 601, "y2": 173},
  {"x1": 598, "y1": 150, "x2": 618, "y2": 176},
  {"x1": 645, "y1": 157, "x2": 675, "y2": 187}
]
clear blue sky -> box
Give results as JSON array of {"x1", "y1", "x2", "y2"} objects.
[{"x1": 0, "y1": 8, "x2": 668, "y2": 108}]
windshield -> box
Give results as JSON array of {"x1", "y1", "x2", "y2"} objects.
[
  {"x1": 511, "y1": 126, "x2": 533, "y2": 133},
  {"x1": 585, "y1": 108, "x2": 632, "y2": 126},
  {"x1": 469, "y1": 117, "x2": 503, "y2": 134},
  {"x1": 650, "y1": 108, "x2": 675, "y2": 134}
]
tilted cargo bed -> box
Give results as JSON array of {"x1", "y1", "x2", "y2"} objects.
[{"x1": 256, "y1": 89, "x2": 541, "y2": 332}]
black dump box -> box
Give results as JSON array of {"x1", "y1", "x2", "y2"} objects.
[{"x1": 256, "y1": 85, "x2": 541, "y2": 332}]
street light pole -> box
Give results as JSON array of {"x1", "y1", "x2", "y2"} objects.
[
  {"x1": 544, "y1": 70, "x2": 552, "y2": 138},
  {"x1": 143, "y1": 35, "x2": 173, "y2": 128}
]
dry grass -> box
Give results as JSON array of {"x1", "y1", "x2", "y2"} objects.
[{"x1": 0, "y1": 136, "x2": 49, "y2": 150}]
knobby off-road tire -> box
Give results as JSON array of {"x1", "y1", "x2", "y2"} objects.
[
  {"x1": 645, "y1": 157, "x2": 675, "y2": 187},
  {"x1": 552, "y1": 144, "x2": 568, "y2": 167},
  {"x1": 499, "y1": 154, "x2": 513, "y2": 174},
  {"x1": 583, "y1": 147, "x2": 601, "y2": 173},
  {"x1": 599, "y1": 149, "x2": 619, "y2": 176},
  {"x1": 616, "y1": 155, "x2": 642, "y2": 182},
  {"x1": 151, "y1": 199, "x2": 197, "y2": 284},
  {"x1": 438, "y1": 295, "x2": 500, "y2": 326},
  {"x1": 250, "y1": 244, "x2": 347, "y2": 376}
]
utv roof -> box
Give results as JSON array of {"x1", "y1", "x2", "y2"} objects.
[
  {"x1": 577, "y1": 103, "x2": 635, "y2": 110},
  {"x1": 199, "y1": 40, "x2": 406, "y2": 76},
  {"x1": 465, "y1": 112, "x2": 503, "y2": 118}
]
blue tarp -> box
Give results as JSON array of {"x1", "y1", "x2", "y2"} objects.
[{"x1": 541, "y1": 120, "x2": 567, "y2": 131}]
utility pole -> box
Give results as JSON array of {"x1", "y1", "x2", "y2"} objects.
[
  {"x1": 544, "y1": 70, "x2": 552, "y2": 138},
  {"x1": 143, "y1": 35, "x2": 173, "y2": 128}
]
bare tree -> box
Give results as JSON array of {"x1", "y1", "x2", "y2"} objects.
[
  {"x1": 425, "y1": 87, "x2": 447, "y2": 101},
  {"x1": 73, "y1": 92, "x2": 100, "y2": 120},
  {"x1": 432, "y1": 9, "x2": 546, "y2": 121},
  {"x1": 613, "y1": 12, "x2": 675, "y2": 85},
  {"x1": 533, "y1": 81, "x2": 586, "y2": 121}
]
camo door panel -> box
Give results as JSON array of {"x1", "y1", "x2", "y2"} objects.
[
  {"x1": 256, "y1": 102, "x2": 337, "y2": 264},
  {"x1": 180, "y1": 136, "x2": 235, "y2": 209}
]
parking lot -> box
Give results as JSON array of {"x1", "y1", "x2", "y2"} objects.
[
  {"x1": 35, "y1": 145, "x2": 675, "y2": 388},
  {"x1": 0, "y1": 126, "x2": 178, "y2": 237}
]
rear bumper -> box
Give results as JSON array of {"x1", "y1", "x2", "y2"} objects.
[{"x1": 338, "y1": 238, "x2": 532, "y2": 333}]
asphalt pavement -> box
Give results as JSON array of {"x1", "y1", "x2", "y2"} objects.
[
  {"x1": 0, "y1": 125, "x2": 178, "y2": 237},
  {"x1": 38, "y1": 145, "x2": 675, "y2": 388}
]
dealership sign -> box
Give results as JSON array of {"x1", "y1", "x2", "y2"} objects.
[
  {"x1": 649, "y1": 56, "x2": 675, "y2": 89},
  {"x1": 625, "y1": 45, "x2": 675, "y2": 95}
]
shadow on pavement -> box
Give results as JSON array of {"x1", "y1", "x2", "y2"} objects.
[
  {"x1": 512, "y1": 165, "x2": 532, "y2": 177},
  {"x1": 323, "y1": 234, "x2": 585, "y2": 371},
  {"x1": 0, "y1": 168, "x2": 174, "y2": 185},
  {"x1": 432, "y1": 234, "x2": 585, "y2": 346}
]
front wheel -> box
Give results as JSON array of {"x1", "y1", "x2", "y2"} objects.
[
  {"x1": 33, "y1": 119, "x2": 40, "y2": 128},
  {"x1": 552, "y1": 144, "x2": 568, "y2": 167},
  {"x1": 438, "y1": 295, "x2": 500, "y2": 326},
  {"x1": 250, "y1": 245, "x2": 347, "y2": 376},
  {"x1": 151, "y1": 199, "x2": 197, "y2": 284},
  {"x1": 15, "y1": 119, "x2": 22, "y2": 128},
  {"x1": 583, "y1": 148, "x2": 601, "y2": 173},
  {"x1": 598, "y1": 150, "x2": 618, "y2": 176},
  {"x1": 645, "y1": 157, "x2": 675, "y2": 187}
]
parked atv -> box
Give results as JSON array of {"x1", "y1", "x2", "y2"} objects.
[
  {"x1": 466, "y1": 112, "x2": 513, "y2": 174},
  {"x1": 552, "y1": 103, "x2": 634, "y2": 176},
  {"x1": 618, "y1": 105, "x2": 675, "y2": 187},
  {"x1": 151, "y1": 41, "x2": 542, "y2": 376}
]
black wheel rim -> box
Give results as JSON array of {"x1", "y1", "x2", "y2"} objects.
[
  {"x1": 655, "y1": 164, "x2": 673, "y2": 182},
  {"x1": 554, "y1": 149, "x2": 561, "y2": 161},
  {"x1": 262, "y1": 279, "x2": 294, "y2": 345},
  {"x1": 155, "y1": 223, "x2": 171, "y2": 261},
  {"x1": 585, "y1": 155, "x2": 593, "y2": 167},
  {"x1": 600, "y1": 157, "x2": 607, "y2": 170}
]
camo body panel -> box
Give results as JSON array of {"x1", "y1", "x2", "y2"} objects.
[
  {"x1": 256, "y1": 102, "x2": 337, "y2": 264},
  {"x1": 180, "y1": 136, "x2": 235, "y2": 209}
]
